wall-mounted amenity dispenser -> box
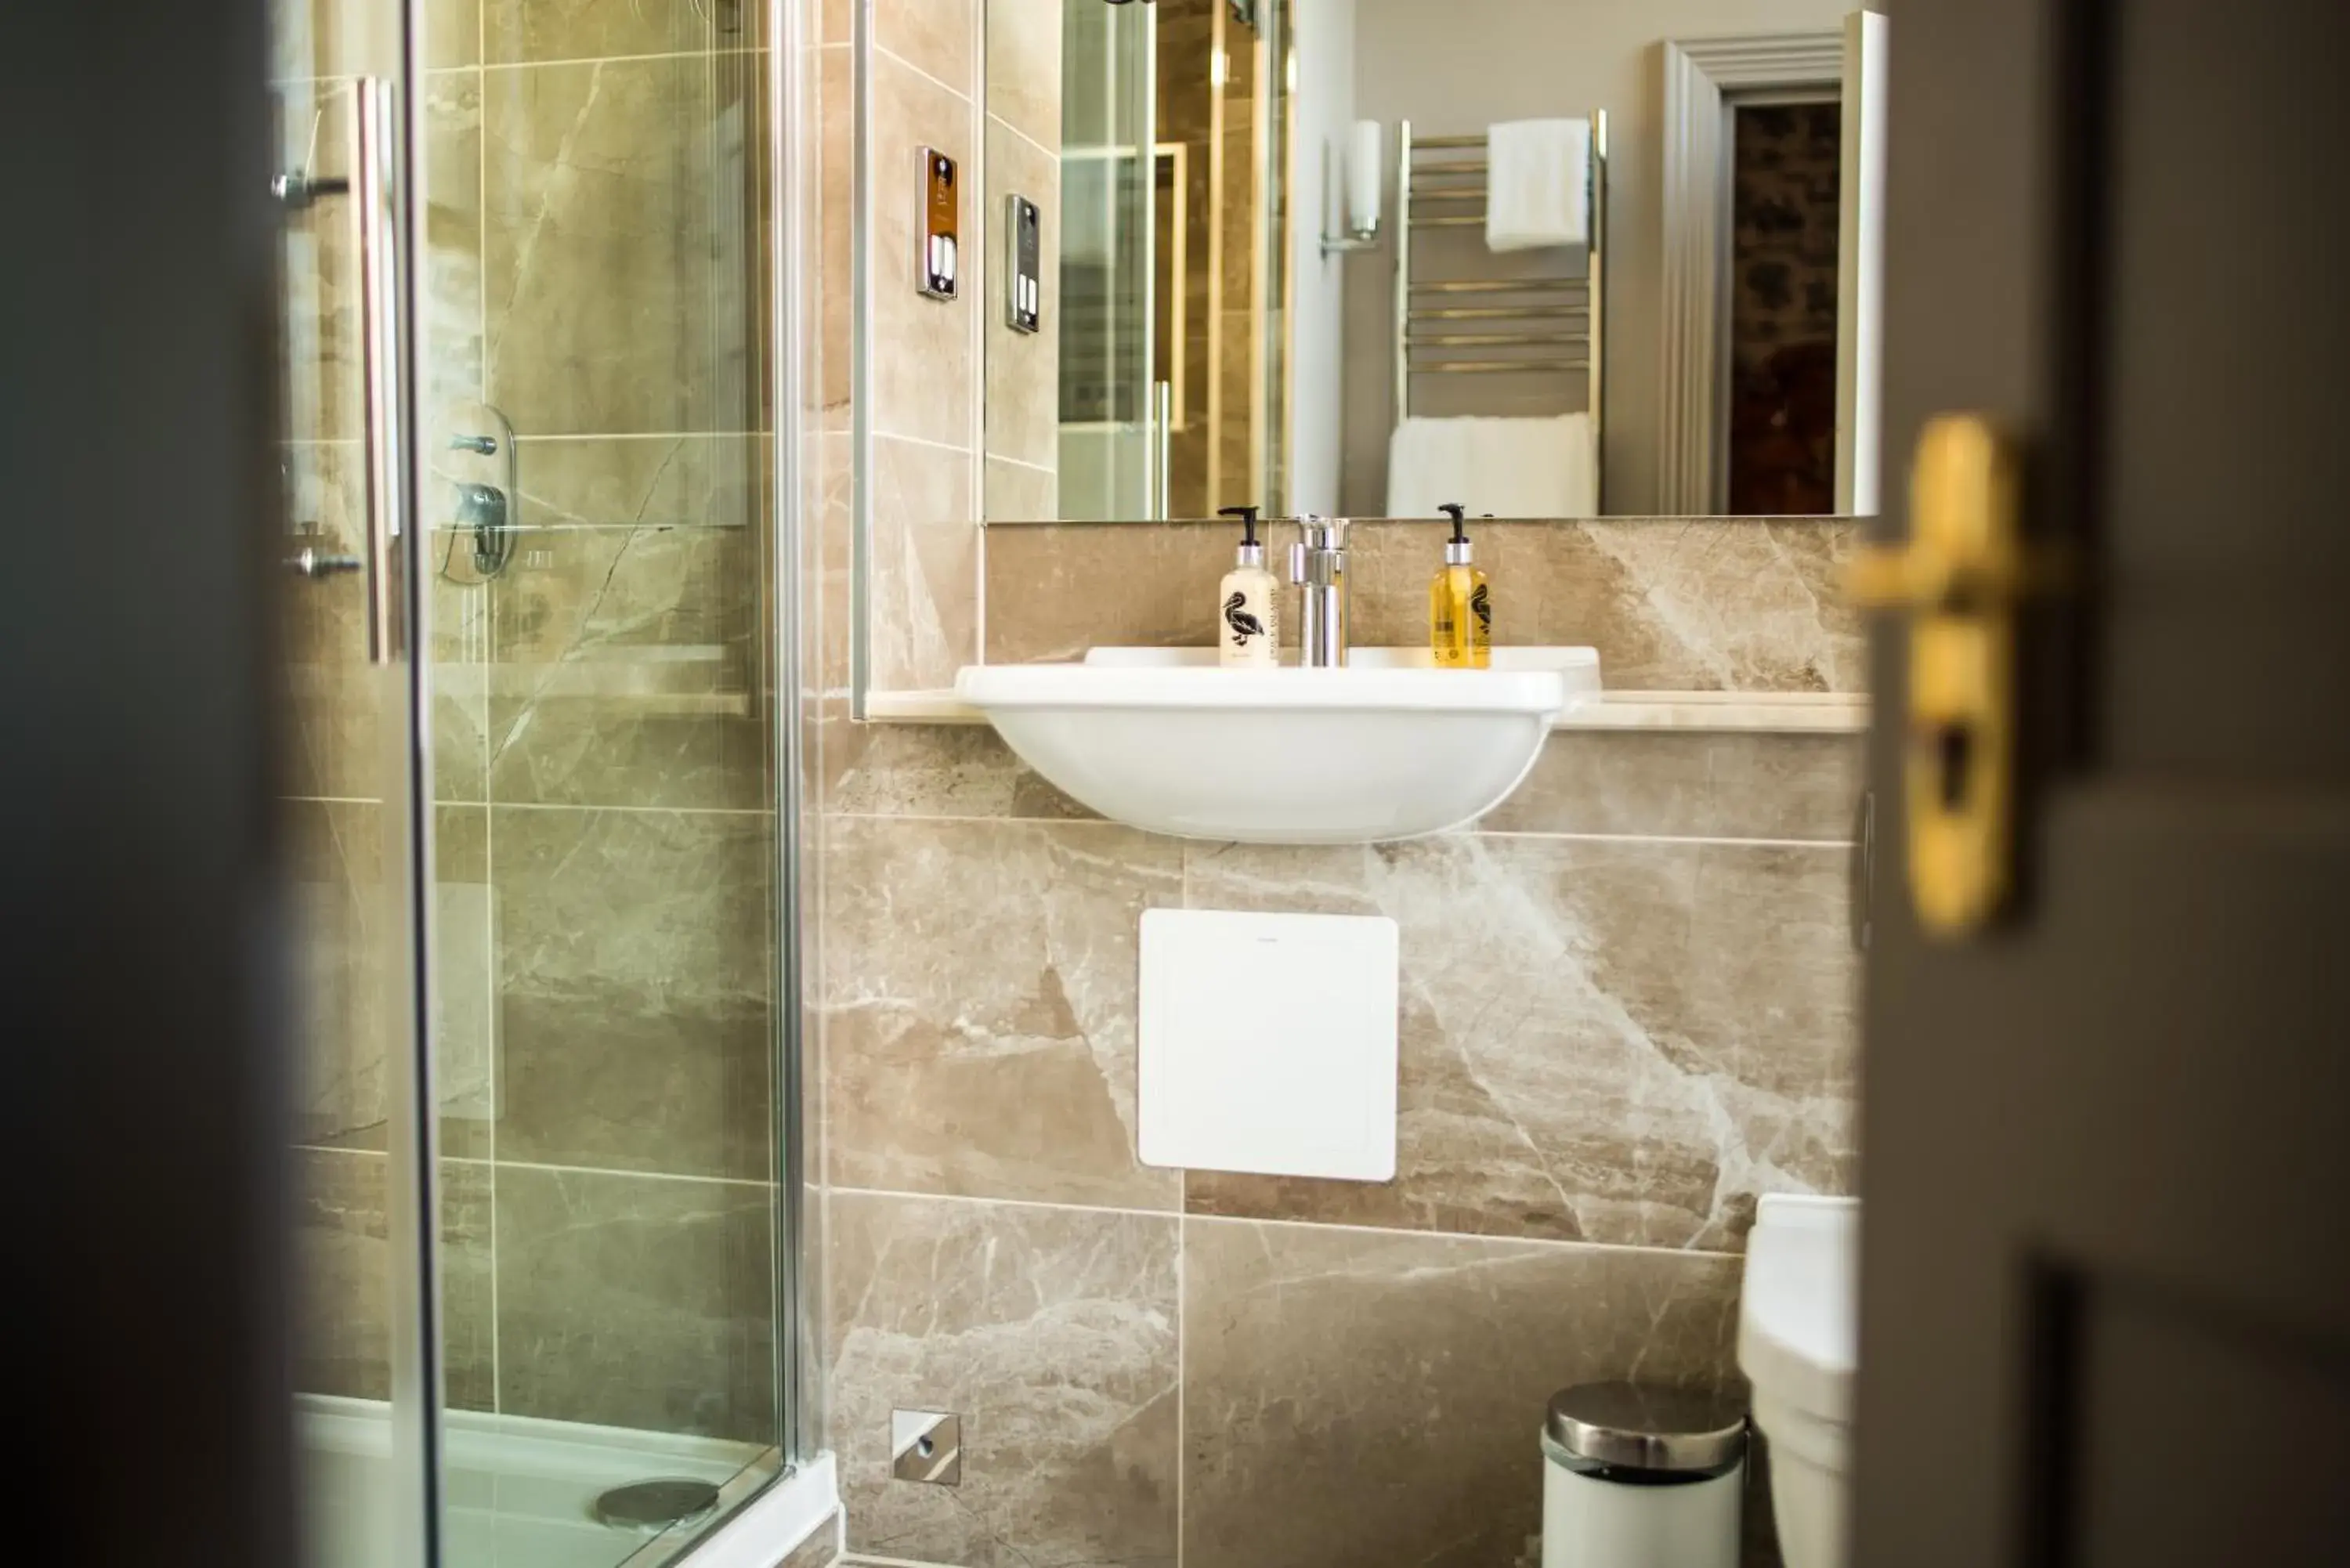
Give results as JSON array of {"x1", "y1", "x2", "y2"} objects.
[{"x1": 916, "y1": 147, "x2": 959, "y2": 299}]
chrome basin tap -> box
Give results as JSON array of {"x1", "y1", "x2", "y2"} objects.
[{"x1": 1287, "y1": 515, "x2": 1351, "y2": 667}]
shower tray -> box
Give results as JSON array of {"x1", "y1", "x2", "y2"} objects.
[{"x1": 298, "y1": 1394, "x2": 776, "y2": 1568}]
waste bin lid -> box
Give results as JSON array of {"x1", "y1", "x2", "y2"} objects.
[{"x1": 1544, "y1": 1382, "x2": 1748, "y2": 1473}]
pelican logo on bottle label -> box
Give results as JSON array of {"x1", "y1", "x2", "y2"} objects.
[
  {"x1": 1470, "y1": 583, "x2": 1491, "y2": 634},
  {"x1": 1224, "y1": 591, "x2": 1266, "y2": 646}
]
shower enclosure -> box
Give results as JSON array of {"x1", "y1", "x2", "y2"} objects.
[
  {"x1": 269, "y1": 1, "x2": 805, "y2": 1563},
  {"x1": 1055, "y1": 0, "x2": 1157, "y2": 519},
  {"x1": 1041, "y1": 0, "x2": 1293, "y2": 522}
]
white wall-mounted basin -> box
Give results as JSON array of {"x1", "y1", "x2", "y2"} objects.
[{"x1": 952, "y1": 647, "x2": 1599, "y2": 844}]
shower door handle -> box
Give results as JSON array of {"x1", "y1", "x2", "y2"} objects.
[{"x1": 350, "y1": 78, "x2": 408, "y2": 666}]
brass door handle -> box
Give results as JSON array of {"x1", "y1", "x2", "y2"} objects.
[{"x1": 1847, "y1": 414, "x2": 2066, "y2": 938}]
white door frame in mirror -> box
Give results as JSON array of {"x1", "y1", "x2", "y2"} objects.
[
  {"x1": 1658, "y1": 27, "x2": 1851, "y2": 516},
  {"x1": 1835, "y1": 10, "x2": 1890, "y2": 518}
]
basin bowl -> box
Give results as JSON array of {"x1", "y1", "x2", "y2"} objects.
[{"x1": 952, "y1": 647, "x2": 1597, "y2": 844}]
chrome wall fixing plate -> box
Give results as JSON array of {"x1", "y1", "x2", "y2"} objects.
[{"x1": 891, "y1": 1409, "x2": 963, "y2": 1486}]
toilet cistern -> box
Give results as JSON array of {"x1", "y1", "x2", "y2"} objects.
[{"x1": 1737, "y1": 1194, "x2": 1858, "y2": 1568}]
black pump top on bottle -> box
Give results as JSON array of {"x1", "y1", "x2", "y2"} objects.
[
  {"x1": 1438, "y1": 503, "x2": 1476, "y2": 566},
  {"x1": 1219, "y1": 504, "x2": 1267, "y2": 569}
]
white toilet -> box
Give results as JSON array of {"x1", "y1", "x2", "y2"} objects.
[{"x1": 1738, "y1": 1194, "x2": 1858, "y2": 1568}]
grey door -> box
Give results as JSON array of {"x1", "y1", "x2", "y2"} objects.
[{"x1": 1854, "y1": 0, "x2": 2350, "y2": 1563}]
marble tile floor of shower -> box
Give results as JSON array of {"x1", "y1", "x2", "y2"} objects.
[{"x1": 299, "y1": 1396, "x2": 776, "y2": 1568}]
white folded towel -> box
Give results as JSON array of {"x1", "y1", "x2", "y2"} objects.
[
  {"x1": 1386, "y1": 413, "x2": 1597, "y2": 518},
  {"x1": 1485, "y1": 118, "x2": 1590, "y2": 252}
]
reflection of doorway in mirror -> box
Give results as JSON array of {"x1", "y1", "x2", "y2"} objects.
[{"x1": 1726, "y1": 101, "x2": 1842, "y2": 518}]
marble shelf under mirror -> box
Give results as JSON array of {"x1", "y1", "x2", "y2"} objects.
[{"x1": 862, "y1": 687, "x2": 1869, "y2": 734}]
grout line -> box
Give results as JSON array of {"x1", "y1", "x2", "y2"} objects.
[
  {"x1": 870, "y1": 428, "x2": 980, "y2": 459},
  {"x1": 1175, "y1": 1193, "x2": 1188, "y2": 1568},
  {"x1": 295, "y1": 1143, "x2": 779, "y2": 1190},
  {"x1": 504, "y1": 431, "x2": 764, "y2": 442},
  {"x1": 830, "y1": 1183, "x2": 1173, "y2": 1222},
  {"x1": 478, "y1": 520, "x2": 756, "y2": 532},
  {"x1": 826, "y1": 1183, "x2": 1751, "y2": 1265},
  {"x1": 1191, "y1": 1209, "x2": 1750, "y2": 1264},
  {"x1": 475, "y1": 26, "x2": 491, "y2": 419},
  {"x1": 1473, "y1": 828, "x2": 1856, "y2": 849},
  {"x1": 458, "y1": 1156, "x2": 780, "y2": 1189},
  {"x1": 985, "y1": 108, "x2": 1055, "y2": 167},
  {"x1": 481, "y1": 413, "x2": 501, "y2": 1412},
  {"x1": 968, "y1": 0, "x2": 989, "y2": 662},
  {"x1": 869, "y1": 42, "x2": 972, "y2": 107},
  {"x1": 457, "y1": 800, "x2": 781, "y2": 818},
  {"x1": 479, "y1": 45, "x2": 768, "y2": 73},
  {"x1": 819, "y1": 809, "x2": 1849, "y2": 850},
  {"x1": 822, "y1": 810, "x2": 1110, "y2": 828}
]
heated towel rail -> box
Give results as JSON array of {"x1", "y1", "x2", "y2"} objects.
[{"x1": 1391, "y1": 114, "x2": 1608, "y2": 504}]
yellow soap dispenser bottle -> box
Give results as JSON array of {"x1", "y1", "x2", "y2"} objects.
[{"x1": 1429, "y1": 503, "x2": 1491, "y2": 668}]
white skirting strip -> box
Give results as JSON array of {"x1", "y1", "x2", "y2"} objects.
[{"x1": 686, "y1": 1451, "x2": 839, "y2": 1568}]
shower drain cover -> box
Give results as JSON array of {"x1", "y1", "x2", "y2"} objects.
[{"x1": 591, "y1": 1478, "x2": 722, "y2": 1531}]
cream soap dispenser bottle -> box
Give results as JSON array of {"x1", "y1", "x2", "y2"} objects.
[
  {"x1": 1217, "y1": 504, "x2": 1281, "y2": 667},
  {"x1": 1430, "y1": 503, "x2": 1491, "y2": 668}
]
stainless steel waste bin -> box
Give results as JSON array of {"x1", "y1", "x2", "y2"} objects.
[{"x1": 1540, "y1": 1382, "x2": 1747, "y2": 1568}]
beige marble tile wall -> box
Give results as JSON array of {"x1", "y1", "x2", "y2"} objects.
[
  {"x1": 983, "y1": 0, "x2": 1062, "y2": 524},
  {"x1": 804, "y1": 30, "x2": 1861, "y2": 1559},
  {"x1": 284, "y1": 0, "x2": 783, "y2": 1447},
  {"x1": 783, "y1": 1518, "x2": 842, "y2": 1568},
  {"x1": 835, "y1": 0, "x2": 1068, "y2": 689},
  {"x1": 984, "y1": 515, "x2": 1867, "y2": 689},
  {"x1": 858, "y1": 0, "x2": 984, "y2": 691},
  {"x1": 812, "y1": 692, "x2": 1861, "y2": 1556}
]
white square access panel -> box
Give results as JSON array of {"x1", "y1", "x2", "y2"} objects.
[{"x1": 1137, "y1": 908, "x2": 1399, "y2": 1182}]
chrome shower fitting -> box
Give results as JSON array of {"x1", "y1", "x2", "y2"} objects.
[{"x1": 445, "y1": 416, "x2": 518, "y2": 579}]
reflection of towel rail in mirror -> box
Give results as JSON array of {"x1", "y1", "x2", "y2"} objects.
[
  {"x1": 1414, "y1": 360, "x2": 1589, "y2": 374},
  {"x1": 1393, "y1": 113, "x2": 1607, "y2": 511},
  {"x1": 1414, "y1": 305, "x2": 1589, "y2": 321},
  {"x1": 1412, "y1": 332, "x2": 1589, "y2": 349},
  {"x1": 1412, "y1": 278, "x2": 1586, "y2": 294}
]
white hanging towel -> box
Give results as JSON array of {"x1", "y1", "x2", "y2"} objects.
[
  {"x1": 1386, "y1": 414, "x2": 1597, "y2": 518},
  {"x1": 1485, "y1": 118, "x2": 1590, "y2": 252}
]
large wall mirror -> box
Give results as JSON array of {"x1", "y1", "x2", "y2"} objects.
[{"x1": 968, "y1": 0, "x2": 1890, "y2": 522}]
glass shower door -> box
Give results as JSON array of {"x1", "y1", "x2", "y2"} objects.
[
  {"x1": 278, "y1": 0, "x2": 792, "y2": 1563},
  {"x1": 1058, "y1": 0, "x2": 1159, "y2": 518},
  {"x1": 270, "y1": 3, "x2": 441, "y2": 1566}
]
